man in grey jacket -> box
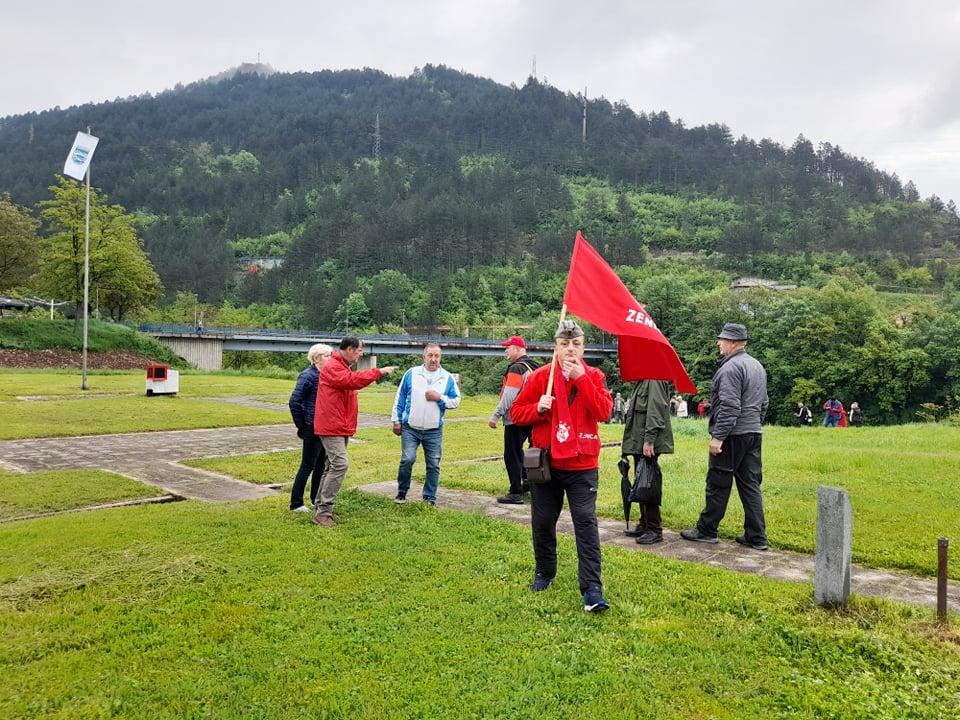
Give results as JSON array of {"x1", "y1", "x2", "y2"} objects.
[{"x1": 681, "y1": 323, "x2": 770, "y2": 550}]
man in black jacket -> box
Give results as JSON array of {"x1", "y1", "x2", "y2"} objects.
[
  {"x1": 681, "y1": 323, "x2": 770, "y2": 550},
  {"x1": 489, "y1": 336, "x2": 539, "y2": 504}
]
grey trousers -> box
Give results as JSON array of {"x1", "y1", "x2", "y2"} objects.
[{"x1": 315, "y1": 436, "x2": 349, "y2": 516}]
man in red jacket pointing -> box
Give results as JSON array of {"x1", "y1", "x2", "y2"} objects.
[
  {"x1": 313, "y1": 336, "x2": 397, "y2": 527},
  {"x1": 510, "y1": 320, "x2": 613, "y2": 612}
]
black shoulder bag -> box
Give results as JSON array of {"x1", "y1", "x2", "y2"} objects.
[{"x1": 523, "y1": 386, "x2": 578, "y2": 484}]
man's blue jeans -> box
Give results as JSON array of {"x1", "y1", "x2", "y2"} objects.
[{"x1": 397, "y1": 425, "x2": 443, "y2": 501}]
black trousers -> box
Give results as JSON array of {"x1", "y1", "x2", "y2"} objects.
[
  {"x1": 696, "y1": 433, "x2": 766, "y2": 542},
  {"x1": 504, "y1": 424, "x2": 532, "y2": 494},
  {"x1": 530, "y1": 467, "x2": 602, "y2": 593},
  {"x1": 291, "y1": 433, "x2": 326, "y2": 509}
]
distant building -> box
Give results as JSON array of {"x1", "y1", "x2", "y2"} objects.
[
  {"x1": 730, "y1": 277, "x2": 798, "y2": 292},
  {"x1": 239, "y1": 257, "x2": 285, "y2": 272}
]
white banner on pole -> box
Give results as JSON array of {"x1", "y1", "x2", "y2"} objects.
[{"x1": 63, "y1": 131, "x2": 99, "y2": 180}]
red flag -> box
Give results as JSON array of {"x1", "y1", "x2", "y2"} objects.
[{"x1": 562, "y1": 231, "x2": 697, "y2": 393}]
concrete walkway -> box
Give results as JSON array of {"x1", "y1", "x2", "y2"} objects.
[
  {"x1": 358, "y1": 480, "x2": 959, "y2": 613},
  {"x1": 0, "y1": 414, "x2": 391, "y2": 501}
]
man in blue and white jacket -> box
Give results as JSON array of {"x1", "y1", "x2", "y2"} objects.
[{"x1": 391, "y1": 342, "x2": 461, "y2": 506}]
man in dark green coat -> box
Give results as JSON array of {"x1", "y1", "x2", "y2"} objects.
[{"x1": 620, "y1": 379, "x2": 674, "y2": 544}]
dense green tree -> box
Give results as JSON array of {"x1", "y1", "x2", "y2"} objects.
[
  {"x1": 333, "y1": 292, "x2": 371, "y2": 331},
  {"x1": 0, "y1": 193, "x2": 39, "y2": 291},
  {"x1": 37, "y1": 177, "x2": 162, "y2": 323}
]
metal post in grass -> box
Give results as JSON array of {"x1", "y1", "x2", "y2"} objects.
[
  {"x1": 815, "y1": 486, "x2": 852, "y2": 608},
  {"x1": 61, "y1": 129, "x2": 100, "y2": 391},
  {"x1": 938, "y1": 537, "x2": 949, "y2": 622}
]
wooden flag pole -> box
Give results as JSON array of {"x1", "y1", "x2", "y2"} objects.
[{"x1": 545, "y1": 304, "x2": 567, "y2": 398}]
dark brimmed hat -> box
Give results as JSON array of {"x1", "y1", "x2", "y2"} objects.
[
  {"x1": 555, "y1": 320, "x2": 584, "y2": 339},
  {"x1": 499, "y1": 335, "x2": 526, "y2": 349},
  {"x1": 717, "y1": 323, "x2": 749, "y2": 341}
]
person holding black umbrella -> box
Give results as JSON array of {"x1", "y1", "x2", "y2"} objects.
[{"x1": 619, "y1": 379, "x2": 674, "y2": 544}]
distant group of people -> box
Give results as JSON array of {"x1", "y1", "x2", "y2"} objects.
[
  {"x1": 288, "y1": 320, "x2": 771, "y2": 613},
  {"x1": 288, "y1": 337, "x2": 400, "y2": 526},
  {"x1": 794, "y1": 399, "x2": 864, "y2": 427},
  {"x1": 609, "y1": 391, "x2": 706, "y2": 424},
  {"x1": 288, "y1": 337, "x2": 463, "y2": 527}
]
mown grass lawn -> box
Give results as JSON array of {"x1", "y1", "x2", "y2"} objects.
[
  {"x1": 1, "y1": 491, "x2": 958, "y2": 719},
  {"x1": 0, "y1": 469, "x2": 164, "y2": 519},
  {"x1": 0, "y1": 396, "x2": 290, "y2": 440},
  {"x1": 191, "y1": 419, "x2": 960, "y2": 580},
  {"x1": 0, "y1": 371, "x2": 486, "y2": 438},
  {"x1": 0, "y1": 369, "x2": 300, "y2": 400}
]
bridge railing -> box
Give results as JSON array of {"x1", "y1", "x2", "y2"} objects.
[{"x1": 139, "y1": 324, "x2": 618, "y2": 355}]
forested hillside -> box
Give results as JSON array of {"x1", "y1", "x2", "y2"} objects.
[
  {"x1": 2, "y1": 64, "x2": 958, "y2": 304},
  {"x1": 5, "y1": 64, "x2": 960, "y2": 425}
]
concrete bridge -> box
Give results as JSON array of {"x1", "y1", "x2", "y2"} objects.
[{"x1": 139, "y1": 324, "x2": 618, "y2": 371}]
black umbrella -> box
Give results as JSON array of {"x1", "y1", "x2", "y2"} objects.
[{"x1": 618, "y1": 456, "x2": 632, "y2": 530}]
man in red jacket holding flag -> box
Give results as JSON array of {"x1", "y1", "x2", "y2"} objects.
[{"x1": 510, "y1": 320, "x2": 613, "y2": 612}]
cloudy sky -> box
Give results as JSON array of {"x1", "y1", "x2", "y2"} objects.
[{"x1": 4, "y1": 1, "x2": 960, "y2": 203}]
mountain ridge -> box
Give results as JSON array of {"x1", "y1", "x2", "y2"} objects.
[{"x1": 1, "y1": 64, "x2": 957, "y2": 305}]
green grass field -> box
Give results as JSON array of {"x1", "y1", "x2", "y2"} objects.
[
  {"x1": 1, "y1": 492, "x2": 958, "y2": 719},
  {"x1": 191, "y1": 419, "x2": 960, "y2": 580},
  {"x1": 0, "y1": 469, "x2": 165, "y2": 519},
  {"x1": 0, "y1": 368, "x2": 299, "y2": 400},
  {"x1": 3, "y1": 370, "x2": 960, "y2": 717},
  {"x1": 0, "y1": 396, "x2": 290, "y2": 439},
  {"x1": 0, "y1": 371, "x2": 487, "y2": 438},
  {"x1": 0, "y1": 319, "x2": 181, "y2": 362}
]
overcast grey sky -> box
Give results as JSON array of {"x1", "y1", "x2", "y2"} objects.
[{"x1": 4, "y1": 1, "x2": 959, "y2": 203}]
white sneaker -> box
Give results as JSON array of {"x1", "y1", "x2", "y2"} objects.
[{"x1": 291, "y1": 505, "x2": 311, "y2": 513}]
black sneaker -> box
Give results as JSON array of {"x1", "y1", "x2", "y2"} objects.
[
  {"x1": 394, "y1": 493, "x2": 406, "y2": 504},
  {"x1": 680, "y1": 528, "x2": 719, "y2": 544},
  {"x1": 530, "y1": 572, "x2": 554, "y2": 592},
  {"x1": 583, "y1": 585, "x2": 610, "y2": 613},
  {"x1": 422, "y1": 498, "x2": 436, "y2": 507},
  {"x1": 735, "y1": 534, "x2": 769, "y2": 551},
  {"x1": 624, "y1": 526, "x2": 647, "y2": 537},
  {"x1": 635, "y1": 530, "x2": 663, "y2": 545},
  {"x1": 496, "y1": 493, "x2": 524, "y2": 505}
]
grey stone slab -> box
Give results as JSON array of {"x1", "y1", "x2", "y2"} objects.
[{"x1": 815, "y1": 486, "x2": 853, "y2": 607}]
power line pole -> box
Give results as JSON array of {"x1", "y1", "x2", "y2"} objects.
[
  {"x1": 373, "y1": 113, "x2": 381, "y2": 163},
  {"x1": 582, "y1": 87, "x2": 587, "y2": 143}
]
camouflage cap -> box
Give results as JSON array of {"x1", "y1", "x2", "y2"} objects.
[{"x1": 555, "y1": 319, "x2": 584, "y2": 339}]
